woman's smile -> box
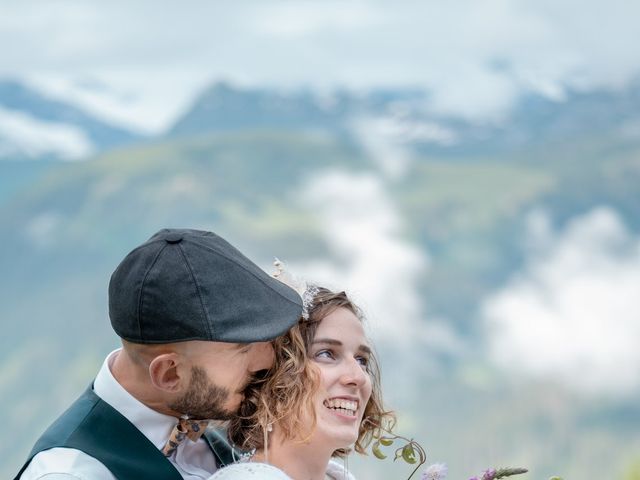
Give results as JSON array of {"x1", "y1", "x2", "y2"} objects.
[{"x1": 323, "y1": 397, "x2": 360, "y2": 418}]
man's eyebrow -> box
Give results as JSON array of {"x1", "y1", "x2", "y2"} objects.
[
  {"x1": 312, "y1": 338, "x2": 372, "y2": 354},
  {"x1": 234, "y1": 342, "x2": 251, "y2": 349}
]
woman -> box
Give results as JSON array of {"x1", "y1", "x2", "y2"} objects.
[{"x1": 209, "y1": 286, "x2": 393, "y2": 480}]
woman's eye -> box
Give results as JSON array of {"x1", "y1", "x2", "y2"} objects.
[
  {"x1": 356, "y1": 356, "x2": 369, "y2": 368},
  {"x1": 315, "y1": 349, "x2": 334, "y2": 360}
]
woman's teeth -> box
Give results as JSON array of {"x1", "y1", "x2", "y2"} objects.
[{"x1": 324, "y1": 398, "x2": 358, "y2": 416}]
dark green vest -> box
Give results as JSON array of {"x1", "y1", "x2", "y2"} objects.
[{"x1": 15, "y1": 385, "x2": 237, "y2": 479}]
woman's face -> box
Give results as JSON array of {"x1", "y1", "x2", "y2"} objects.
[{"x1": 308, "y1": 307, "x2": 373, "y2": 450}]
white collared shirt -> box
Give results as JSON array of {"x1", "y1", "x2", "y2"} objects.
[{"x1": 20, "y1": 349, "x2": 219, "y2": 480}]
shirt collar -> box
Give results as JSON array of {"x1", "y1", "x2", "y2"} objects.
[{"x1": 94, "y1": 348, "x2": 179, "y2": 450}]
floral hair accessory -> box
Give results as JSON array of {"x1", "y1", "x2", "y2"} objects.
[{"x1": 272, "y1": 258, "x2": 319, "y2": 320}]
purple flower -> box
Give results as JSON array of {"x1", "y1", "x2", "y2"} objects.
[
  {"x1": 421, "y1": 463, "x2": 448, "y2": 480},
  {"x1": 481, "y1": 469, "x2": 497, "y2": 480}
]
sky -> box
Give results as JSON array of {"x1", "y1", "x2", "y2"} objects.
[{"x1": 1, "y1": 0, "x2": 639, "y2": 132}]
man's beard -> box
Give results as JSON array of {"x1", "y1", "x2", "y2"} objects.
[{"x1": 168, "y1": 366, "x2": 238, "y2": 421}]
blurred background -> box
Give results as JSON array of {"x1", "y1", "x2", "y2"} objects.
[{"x1": 1, "y1": 1, "x2": 639, "y2": 478}]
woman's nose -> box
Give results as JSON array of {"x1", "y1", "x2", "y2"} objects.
[{"x1": 340, "y1": 357, "x2": 368, "y2": 386}]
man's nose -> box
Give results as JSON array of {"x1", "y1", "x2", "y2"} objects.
[{"x1": 250, "y1": 341, "x2": 275, "y2": 372}]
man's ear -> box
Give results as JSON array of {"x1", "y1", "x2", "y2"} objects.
[{"x1": 148, "y1": 353, "x2": 186, "y2": 392}]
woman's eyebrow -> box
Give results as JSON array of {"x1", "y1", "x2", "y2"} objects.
[
  {"x1": 312, "y1": 338, "x2": 372, "y2": 354},
  {"x1": 359, "y1": 345, "x2": 372, "y2": 355},
  {"x1": 312, "y1": 338, "x2": 342, "y2": 346}
]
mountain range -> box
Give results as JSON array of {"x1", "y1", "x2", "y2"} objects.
[
  {"x1": 4, "y1": 77, "x2": 640, "y2": 162},
  {"x1": 1, "y1": 78, "x2": 639, "y2": 479}
]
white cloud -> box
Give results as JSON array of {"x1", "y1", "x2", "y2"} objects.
[
  {"x1": 350, "y1": 118, "x2": 413, "y2": 180},
  {"x1": 351, "y1": 115, "x2": 457, "y2": 179},
  {"x1": 25, "y1": 211, "x2": 64, "y2": 248},
  {"x1": 0, "y1": 106, "x2": 94, "y2": 160},
  {"x1": 288, "y1": 170, "x2": 433, "y2": 347},
  {"x1": 24, "y1": 73, "x2": 209, "y2": 135},
  {"x1": 427, "y1": 66, "x2": 522, "y2": 121},
  {"x1": 252, "y1": 2, "x2": 382, "y2": 38},
  {"x1": 482, "y1": 207, "x2": 640, "y2": 397}
]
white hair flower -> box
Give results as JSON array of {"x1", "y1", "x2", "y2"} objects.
[{"x1": 272, "y1": 258, "x2": 318, "y2": 320}]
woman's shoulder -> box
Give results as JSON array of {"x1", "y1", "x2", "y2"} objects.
[
  {"x1": 326, "y1": 459, "x2": 357, "y2": 480},
  {"x1": 208, "y1": 462, "x2": 293, "y2": 480}
]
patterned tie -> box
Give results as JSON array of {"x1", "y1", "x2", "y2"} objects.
[{"x1": 162, "y1": 417, "x2": 211, "y2": 457}]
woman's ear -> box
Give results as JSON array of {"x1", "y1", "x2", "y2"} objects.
[{"x1": 148, "y1": 353, "x2": 185, "y2": 392}]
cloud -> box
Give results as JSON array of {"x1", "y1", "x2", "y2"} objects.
[
  {"x1": 482, "y1": 207, "x2": 640, "y2": 397},
  {"x1": 288, "y1": 169, "x2": 449, "y2": 351},
  {"x1": 0, "y1": 106, "x2": 94, "y2": 160},
  {"x1": 24, "y1": 211, "x2": 64, "y2": 248},
  {"x1": 2, "y1": 0, "x2": 640, "y2": 127},
  {"x1": 24, "y1": 72, "x2": 210, "y2": 135},
  {"x1": 350, "y1": 115, "x2": 457, "y2": 180},
  {"x1": 252, "y1": 2, "x2": 382, "y2": 38}
]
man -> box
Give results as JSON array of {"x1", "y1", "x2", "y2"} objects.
[{"x1": 16, "y1": 228, "x2": 303, "y2": 479}]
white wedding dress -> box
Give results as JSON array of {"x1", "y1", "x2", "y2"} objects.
[{"x1": 209, "y1": 459, "x2": 356, "y2": 480}]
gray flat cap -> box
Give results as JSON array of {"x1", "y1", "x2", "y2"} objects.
[{"x1": 109, "y1": 228, "x2": 303, "y2": 344}]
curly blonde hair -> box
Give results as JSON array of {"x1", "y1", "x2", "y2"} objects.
[{"x1": 227, "y1": 287, "x2": 395, "y2": 456}]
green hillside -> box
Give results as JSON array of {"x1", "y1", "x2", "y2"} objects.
[{"x1": 2, "y1": 127, "x2": 639, "y2": 478}]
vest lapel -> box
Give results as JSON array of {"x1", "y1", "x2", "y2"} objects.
[{"x1": 203, "y1": 428, "x2": 242, "y2": 468}]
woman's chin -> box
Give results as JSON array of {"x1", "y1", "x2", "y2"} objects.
[{"x1": 319, "y1": 430, "x2": 359, "y2": 451}]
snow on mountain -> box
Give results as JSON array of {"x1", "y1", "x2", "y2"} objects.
[
  {"x1": 24, "y1": 75, "x2": 204, "y2": 135},
  {"x1": 0, "y1": 106, "x2": 94, "y2": 160},
  {"x1": 0, "y1": 79, "x2": 140, "y2": 161}
]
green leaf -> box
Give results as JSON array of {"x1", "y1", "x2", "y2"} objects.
[
  {"x1": 379, "y1": 436, "x2": 394, "y2": 446},
  {"x1": 372, "y1": 441, "x2": 387, "y2": 460},
  {"x1": 401, "y1": 444, "x2": 417, "y2": 464}
]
